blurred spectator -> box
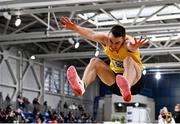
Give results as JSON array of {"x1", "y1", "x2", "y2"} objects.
[
  {"x1": 57, "y1": 113, "x2": 64, "y2": 123},
  {"x1": 67, "y1": 111, "x2": 75, "y2": 122},
  {"x1": 63, "y1": 102, "x2": 68, "y2": 115},
  {"x1": 174, "y1": 104, "x2": 180, "y2": 123},
  {"x1": 35, "y1": 113, "x2": 44, "y2": 124},
  {"x1": 5, "y1": 105, "x2": 16, "y2": 123},
  {"x1": 33, "y1": 98, "x2": 41, "y2": 115},
  {"x1": 23, "y1": 97, "x2": 30, "y2": 112},
  {"x1": 63, "y1": 102, "x2": 68, "y2": 109},
  {"x1": 5, "y1": 94, "x2": 11, "y2": 107},
  {"x1": 78, "y1": 104, "x2": 84, "y2": 112},
  {"x1": 57, "y1": 100, "x2": 62, "y2": 113},
  {"x1": 0, "y1": 108, "x2": 6, "y2": 122},
  {"x1": 17, "y1": 95, "x2": 25, "y2": 110},
  {"x1": 48, "y1": 110, "x2": 59, "y2": 124},
  {"x1": 59, "y1": 112, "x2": 65, "y2": 122},
  {"x1": 43, "y1": 101, "x2": 48, "y2": 112},
  {"x1": 0, "y1": 92, "x2": 3, "y2": 108},
  {"x1": 158, "y1": 107, "x2": 168, "y2": 120},
  {"x1": 0, "y1": 98, "x2": 92, "y2": 123},
  {"x1": 158, "y1": 107, "x2": 175, "y2": 124}
]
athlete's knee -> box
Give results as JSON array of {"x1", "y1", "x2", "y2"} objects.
[
  {"x1": 89, "y1": 57, "x2": 103, "y2": 66},
  {"x1": 124, "y1": 56, "x2": 133, "y2": 63}
]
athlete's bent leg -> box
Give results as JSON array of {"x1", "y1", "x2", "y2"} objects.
[
  {"x1": 115, "y1": 56, "x2": 142, "y2": 102},
  {"x1": 67, "y1": 57, "x2": 115, "y2": 96},
  {"x1": 123, "y1": 56, "x2": 142, "y2": 87},
  {"x1": 82, "y1": 57, "x2": 116, "y2": 87}
]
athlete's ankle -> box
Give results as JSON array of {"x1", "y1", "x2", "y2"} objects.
[{"x1": 79, "y1": 80, "x2": 86, "y2": 90}]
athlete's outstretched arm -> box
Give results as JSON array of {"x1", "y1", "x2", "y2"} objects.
[
  {"x1": 126, "y1": 35, "x2": 148, "y2": 52},
  {"x1": 60, "y1": 16, "x2": 106, "y2": 44}
]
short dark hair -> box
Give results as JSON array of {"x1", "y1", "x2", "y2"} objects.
[{"x1": 110, "y1": 25, "x2": 126, "y2": 37}]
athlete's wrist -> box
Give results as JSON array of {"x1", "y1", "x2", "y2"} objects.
[{"x1": 71, "y1": 23, "x2": 77, "y2": 31}]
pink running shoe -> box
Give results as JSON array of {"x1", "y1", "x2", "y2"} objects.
[
  {"x1": 67, "y1": 66, "x2": 85, "y2": 96},
  {"x1": 116, "y1": 75, "x2": 132, "y2": 102}
]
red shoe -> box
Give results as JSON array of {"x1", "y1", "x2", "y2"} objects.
[
  {"x1": 116, "y1": 75, "x2": 132, "y2": 102},
  {"x1": 67, "y1": 66, "x2": 85, "y2": 96}
]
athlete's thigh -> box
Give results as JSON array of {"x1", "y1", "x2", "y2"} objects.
[{"x1": 96, "y1": 59, "x2": 116, "y2": 86}]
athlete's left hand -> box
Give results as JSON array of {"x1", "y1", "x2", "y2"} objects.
[{"x1": 130, "y1": 36, "x2": 148, "y2": 48}]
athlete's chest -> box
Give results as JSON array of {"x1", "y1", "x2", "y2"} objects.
[{"x1": 104, "y1": 46, "x2": 129, "y2": 60}]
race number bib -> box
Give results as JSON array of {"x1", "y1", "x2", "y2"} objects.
[{"x1": 112, "y1": 59, "x2": 124, "y2": 68}]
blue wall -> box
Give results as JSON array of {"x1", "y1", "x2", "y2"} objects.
[
  {"x1": 144, "y1": 73, "x2": 180, "y2": 119},
  {"x1": 99, "y1": 73, "x2": 180, "y2": 119}
]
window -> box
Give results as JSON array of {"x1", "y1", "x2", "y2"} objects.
[
  {"x1": 44, "y1": 67, "x2": 61, "y2": 93},
  {"x1": 44, "y1": 67, "x2": 52, "y2": 92},
  {"x1": 64, "y1": 73, "x2": 75, "y2": 96},
  {"x1": 53, "y1": 69, "x2": 61, "y2": 93}
]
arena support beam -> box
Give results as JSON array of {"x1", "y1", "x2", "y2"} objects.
[
  {"x1": 0, "y1": 23, "x2": 180, "y2": 42},
  {"x1": 0, "y1": 0, "x2": 180, "y2": 15},
  {"x1": 32, "y1": 47, "x2": 180, "y2": 60}
]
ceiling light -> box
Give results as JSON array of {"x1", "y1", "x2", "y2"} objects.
[
  {"x1": 30, "y1": 55, "x2": 35, "y2": 60},
  {"x1": 95, "y1": 42, "x2": 99, "y2": 57},
  {"x1": 95, "y1": 49, "x2": 99, "y2": 57},
  {"x1": 118, "y1": 103, "x2": 122, "y2": 107},
  {"x1": 135, "y1": 102, "x2": 139, "y2": 107},
  {"x1": 15, "y1": 15, "x2": 21, "y2": 27},
  {"x1": 143, "y1": 70, "x2": 146, "y2": 75},
  {"x1": 155, "y1": 72, "x2": 161, "y2": 80},
  {"x1": 74, "y1": 41, "x2": 80, "y2": 49}
]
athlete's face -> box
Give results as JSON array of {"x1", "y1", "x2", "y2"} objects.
[{"x1": 108, "y1": 33, "x2": 125, "y2": 51}]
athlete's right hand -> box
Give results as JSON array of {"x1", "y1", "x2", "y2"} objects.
[{"x1": 60, "y1": 16, "x2": 76, "y2": 30}]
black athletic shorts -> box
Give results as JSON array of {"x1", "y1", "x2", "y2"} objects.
[{"x1": 106, "y1": 72, "x2": 144, "y2": 96}]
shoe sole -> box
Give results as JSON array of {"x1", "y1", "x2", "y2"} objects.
[
  {"x1": 67, "y1": 66, "x2": 83, "y2": 96},
  {"x1": 116, "y1": 75, "x2": 132, "y2": 102}
]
